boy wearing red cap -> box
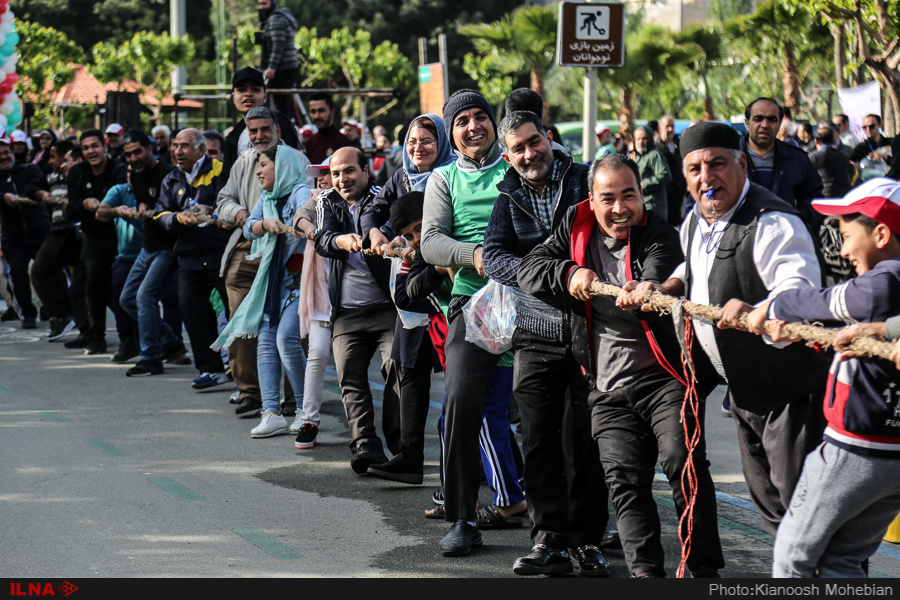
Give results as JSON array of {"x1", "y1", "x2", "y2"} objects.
[{"x1": 747, "y1": 177, "x2": 900, "y2": 577}]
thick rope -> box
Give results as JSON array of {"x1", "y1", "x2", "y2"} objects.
[
  {"x1": 589, "y1": 281, "x2": 896, "y2": 360},
  {"x1": 379, "y1": 243, "x2": 416, "y2": 260}
]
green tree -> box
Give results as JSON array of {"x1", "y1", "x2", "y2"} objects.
[
  {"x1": 671, "y1": 23, "x2": 727, "y2": 121},
  {"x1": 462, "y1": 52, "x2": 514, "y2": 110},
  {"x1": 16, "y1": 20, "x2": 85, "y2": 128},
  {"x1": 727, "y1": 0, "x2": 830, "y2": 113},
  {"x1": 601, "y1": 25, "x2": 701, "y2": 139},
  {"x1": 294, "y1": 27, "x2": 414, "y2": 120},
  {"x1": 786, "y1": 0, "x2": 900, "y2": 134},
  {"x1": 91, "y1": 31, "x2": 195, "y2": 125},
  {"x1": 459, "y1": 5, "x2": 557, "y2": 122}
]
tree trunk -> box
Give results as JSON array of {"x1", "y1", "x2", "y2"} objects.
[
  {"x1": 531, "y1": 69, "x2": 549, "y2": 124},
  {"x1": 781, "y1": 40, "x2": 801, "y2": 111},
  {"x1": 618, "y1": 87, "x2": 634, "y2": 142},
  {"x1": 701, "y1": 73, "x2": 716, "y2": 121},
  {"x1": 830, "y1": 21, "x2": 848, "y2": 89}
]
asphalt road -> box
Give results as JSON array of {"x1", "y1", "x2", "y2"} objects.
[{"x1": 3, "y1": 318, "x2": 900, "y2": 588}]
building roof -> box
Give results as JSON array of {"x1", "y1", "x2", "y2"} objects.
[{"x1": 28, "y1": 64, "x2": 202, "y2": 108}]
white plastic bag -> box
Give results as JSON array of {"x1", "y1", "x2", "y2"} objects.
[
  {"x1": 388, "y1": 256, "x2": 430, "y2": 329},
  {"x1": 462, "y1": 279, "x2": 516, "y2": 354}
]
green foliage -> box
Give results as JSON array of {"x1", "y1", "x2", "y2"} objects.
[
  {"x1": 462, "y1": 53, "x2": 514, "y2": 108},
  {"x1": 16, "y1": 20, "x2": 84, "y2": 100},
  {"x1": 91, "y1": 31, "x2": 195, "y2": 100}
]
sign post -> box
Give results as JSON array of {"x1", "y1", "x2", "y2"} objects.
[{"x1": 557, "y1": 1, "x2": 625, "y2": 161}]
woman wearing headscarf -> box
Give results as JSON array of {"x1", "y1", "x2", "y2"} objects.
[
  {"x1": 356, "y1": 113, "x2": 455, "y2": 483},
  {"x1": 361, "y1": 113, "x2": 455, "y2": 249},
  {"x1": 30, "y1": 129, "x2": 57, "y2": 174},
  {"x1": 213, "y1": 145, "x2": 311, "y2": 439}
]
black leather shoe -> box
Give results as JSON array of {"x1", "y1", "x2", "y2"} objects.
[
  {"x1": 513, "y1": 544, "x2": 573, "y2": 576},
  {"x1": 64, "y1": 333, "x2": 90, "y2": 349},
  {"x1": 111, "y1": 341, "x2": 140, "y2": 363},
  {"x1": 439, "y1": 520, "x2": 483, "y2": 557},
  {"x1": 368, "y1": 452, "x2": 424, "y2": 484},
  {"x1": 570, "y1": 544, "x2": 610, "y2": 577},
  {"x1": 600, "y1": 524, "x2": 622, "y2": 550},
  {"x1": 84, "y1": 337, "x2": 107, "y2": 355},
  {"x1": 235, "y1": 397, "x2": 261, "y2": 418},
  {"x1": 350, "y1": 441, "x2": 387, "y2": 475}
]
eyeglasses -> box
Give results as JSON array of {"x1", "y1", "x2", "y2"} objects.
[
  {"x1": 862, "y1": 123, "x2": 879, "y2": 130},
  {"x1": 407, "y1": 139, "x2": 436, "y2": 149}
]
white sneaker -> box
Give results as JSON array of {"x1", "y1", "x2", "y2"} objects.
[
  {"x1": 289, "y1": 415, "x2": 306, "y2": 434},
  {"x1": 251, "y1": 411, "x2": 289, "y2": 438}
]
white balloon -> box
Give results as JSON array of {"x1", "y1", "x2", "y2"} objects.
[
  {"x1": 0, "y1": 24, "x2": 10, "y2": 36},
  {"x1": 0, "y1": 115, "x2": 8, "y2": 127},
  {"x1": 4, "y1": 53, "x2": 16, "y2": 70},
  {"x1": 1, "y1": 102, "x2": 14, "y2": 116}
]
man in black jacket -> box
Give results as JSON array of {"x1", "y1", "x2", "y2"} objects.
[
  {"x1": 0, "y1": 138, "x2": 50, "y2": 329},
  {"x1": 65, "y1": 129, "x2": 128, "y2": 354},
  {"x1": 314, "y1": 146, "x2": 400, "y2": 474},
  {"x1": 740, "y1": 98, "x2": 824, "y2": 230},
  {"x1": 483, "y1": 111, "x2": 611, "y2": 578},
  {"x1": 518, "y1": 153, "x2": 724, "y2": 579}
]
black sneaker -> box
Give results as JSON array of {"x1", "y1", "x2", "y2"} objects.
[
  {"x1": 22, "y1": 318, "x2": 37, "y2": 330},
  {"x1": 0, "y1": 307, "x2": 19, "y2": 322},
  {"x1": 126, "y1": 361, "x2": 164, "y2": 377},
  {"x1": 162, "y1": 343, "x2": 191, "y2": 365},
  {"x1": 281, "y1": 401, "x2": 297, "y2": 417},
  {"x1": 294, "y1": 423, "x2": 318, "y2": 449},
  {"x1": 84, "y1": 337, "x2": 108, "y2": 355},
  {"x1": 111, "y1": 341, "x2": 140, "y2": 363},
  {"x1": 48, "y1": 318, "x2": 75, "y2": 341},
  {"x1": 64, "y1": 333, "x2": 91, "y2": 349}
]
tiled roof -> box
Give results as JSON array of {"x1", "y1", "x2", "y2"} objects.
[{"x1": 28, "y1": 64, "x2": 202, "y2": 108}]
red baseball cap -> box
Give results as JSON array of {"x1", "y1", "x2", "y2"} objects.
[{"x1": 812, "y1": 177, "x2": 900, "y2": 236}]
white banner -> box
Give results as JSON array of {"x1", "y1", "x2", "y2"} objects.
[{"x1": 836, "y1": 80, "x2": 881, "y2": 141}]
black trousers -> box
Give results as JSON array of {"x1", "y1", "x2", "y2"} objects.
[
  {"x1": 442, "y1": 300, "x2": 504, "y2": 522},
  {"x1": 81, "y1": 232, "x2": 117, "y2": 340},
  {"x1": 512, "y1": 328, "x2": 609, "y2": 549},
  {"x1": 730, "y1": 390, "x2": 826, "y2": 539},
  {"x1": 30, "y1": 230, "x2": 86, "y2": 328},
  {"x1": 397, "y1": 335, "x2": 435, "y2": 462},
  {"x1": 1, "y1": 234, "x2": 45, "y2": 321},
  {"x1": 591, "y1": 369, "x2": 724, "y2": 577},
  {"x1": 178, "y1": 267, "x2": 228, "y2": 374}
]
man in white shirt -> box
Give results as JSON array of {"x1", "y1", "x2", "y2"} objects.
[{"x1": 628, "y1": 121, "x2": 830, "y2": 538}]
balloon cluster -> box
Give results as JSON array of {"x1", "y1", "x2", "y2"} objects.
[{"x1": 0, "y1": 1, "x2": 21, "y2": 129}]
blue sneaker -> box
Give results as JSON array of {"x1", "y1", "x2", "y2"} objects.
[{"x1": 191, "y1": 371, "x2": 231, "y2": 390}]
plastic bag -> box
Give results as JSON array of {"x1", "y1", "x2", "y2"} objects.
[
  {"x1": 388, "y1": 256, "x2": 430, "y2": 329},
  {"x1": 462, "y1": 279, "x2": 516, "y2": 354}
]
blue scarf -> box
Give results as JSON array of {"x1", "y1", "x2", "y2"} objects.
[
  {"x1": 212, "y1": 147, "x2": 305, "y2": 350},
  {"x1": 401, "y1": 113, "x2": 455, "y2": 192}
]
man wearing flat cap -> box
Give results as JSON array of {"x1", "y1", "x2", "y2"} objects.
[{"x1": 627, "y1": 121, "x2": 830, "y2": 539}]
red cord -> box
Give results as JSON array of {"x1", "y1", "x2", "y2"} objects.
[{"x1": 676, "y1": 306, "x2": 701, "y2": 578}]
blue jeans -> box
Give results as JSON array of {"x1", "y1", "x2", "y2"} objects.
[
  {"x1": 257, "y1": 295, "x2": 306, "y2": 414},
  {"x1": 119, "y1": 249, "x2": 181, "y2": 363}
]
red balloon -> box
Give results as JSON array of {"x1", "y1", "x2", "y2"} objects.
[
  {"x1": 0, "y1": 83, "x2": 11, "y2": 94},
  {"x1": 5, "y1": 73, "x2": 17, "y2": 84}
]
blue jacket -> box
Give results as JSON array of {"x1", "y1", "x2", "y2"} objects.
[
  {"x1": 740, "y1": 135, "x2": 824, "y2": 229},
  {"x1": 154, "y1": 156, "x2": 229, "y2": 271},
  {"x1": 771, "y1": 257, "x2": 900, "y2": 456}
]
